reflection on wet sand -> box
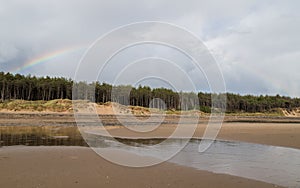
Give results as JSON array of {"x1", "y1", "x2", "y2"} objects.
[{"x1": 0, "y1": 126, "x2": 87, "y2": 147}]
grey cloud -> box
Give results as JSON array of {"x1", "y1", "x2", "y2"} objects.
[
  {"x1": 0, "y1": 0, "x2": 299, "y2": 96},
  {"x1": 0, "y1": 43, "x2": 19, "y2": 63},
  {"x1": 206, "y1": 1, "x2": 300, "y2": 97}
]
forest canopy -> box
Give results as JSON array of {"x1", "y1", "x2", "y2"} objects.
[{"x1": 1, "y1": 72, "x2": 299, "y2": 113}]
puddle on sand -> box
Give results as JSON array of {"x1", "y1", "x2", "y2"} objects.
[
  {"x1": 0, "y1": 126, "x2": 86, "y2": 147},
  {"x1": 86, "y1": 134, "x2": 300, "y2": 188}
]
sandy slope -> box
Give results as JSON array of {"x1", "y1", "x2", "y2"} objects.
[{"x1": 282, "y1": 108, "x2": 300, "y2": 117}]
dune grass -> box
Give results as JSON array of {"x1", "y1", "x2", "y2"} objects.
[{"x1": 0, "y1": 99, "x2": 73, "y2": 112}]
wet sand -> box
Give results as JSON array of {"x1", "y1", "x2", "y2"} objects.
[
  {"x1": 0, "y1": 146, "x2": 282, "y2": 188},
  {"x1": 105, "y1": 122, "x2": 300, "y2": 149},
  {"x1": 1, "y1": 113, "x2": 299, "y2": 188}
]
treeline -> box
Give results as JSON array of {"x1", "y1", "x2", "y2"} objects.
[
  {"x1": 1, "y1": 72, "x2": 300, "y2": 113},
  {"x1": 0, "y1": 72, "x2": 73, "y2": 101}
]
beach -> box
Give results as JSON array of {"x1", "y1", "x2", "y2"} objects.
[{"x1": 1, "y1": 112, "x2": 300, "y2": 187}]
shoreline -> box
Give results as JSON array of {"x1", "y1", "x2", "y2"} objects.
[{"x1": 1, "y1": 112, "x2": 300, "y2": 149}]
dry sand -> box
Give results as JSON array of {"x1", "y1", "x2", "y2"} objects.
[{"x1": 1, "y1": 112, "x2": 300, "y2": 188}]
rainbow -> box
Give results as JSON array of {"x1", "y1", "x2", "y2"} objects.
[
  {"x1": 13, "y1": 45, "x2": 87, "y2": 73},
  {"x1": 230, "y1": 62, "x2": 290, "y2": 96}
]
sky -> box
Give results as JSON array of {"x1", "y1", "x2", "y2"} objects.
[{"x1": 0, "y1": 0, "x2": 299, "y2": 97}]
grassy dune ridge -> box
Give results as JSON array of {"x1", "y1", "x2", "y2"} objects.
[
  {"x1": 0, "y1": 99, "x2": 73, "y2": 112},
  {"x1": 0, "y1": 99, "x2": 298, "y2": 117}
]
